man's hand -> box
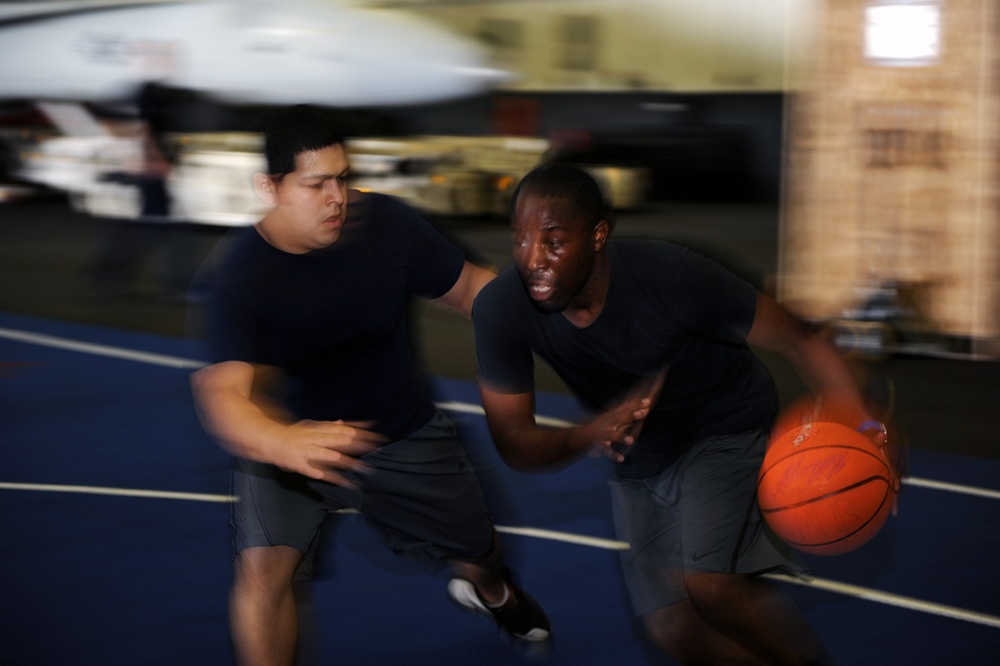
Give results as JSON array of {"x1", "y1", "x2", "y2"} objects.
[
  {"x1": 271, "y1": 419, "x2": 386, "y2": 488},
  {"x1": 192, "y1": 361, "x2": 388, "y2": 487},
  {"x1": 479, "y1": 368, "x2": 665, "y2": 472},
  {"x1": 586, "y1": 369, "x2": 667, "y2": 462},
  {"x1": 583, "y1": 397, "x2": 653, "y2": 462}
]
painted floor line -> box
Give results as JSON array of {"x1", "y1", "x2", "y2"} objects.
[
  {"x1": 0, "y1": 481, "x2": 237, "y2": 503},
  {"x1": 2, "y1": 479, "x2": 997, "y2": 628},
  {"x1": 4, "y1": 328, "x2": 1000, "y2": 497},
  {"x1": 332, "y1": 515, "x2": 624, "y2": 551},
  {"x1": 768, "y1": 573, "x2": 1000, "y2": 629},
  {"x1": 0, "y1": 481, "x2": 619, "y2": 549},
  {"x1": 903, "y1": 476, "x2": 1000, "y2": 500},
  {"x1": 495, "y1": 525, "x2": 628, "y2": 550},
  {"x1": 0, "y1": 326, "x2": 203, "y2": 370}
]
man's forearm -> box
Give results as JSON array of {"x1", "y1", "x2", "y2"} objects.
[
  {"x1": 788, "y1": 333, "x2": 874, "y2": 426},
  {"x1": 192, "y1": 382, "x2": 289, "y2": 463},
  {"x1": 491, "y1": 423, "x2": 592, "y2": 473}
]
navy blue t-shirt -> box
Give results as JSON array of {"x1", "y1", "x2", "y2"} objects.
[
  {"x1": 474, "y1": 239, "x2": 778, "y2": 479},
  {"x1": 204, "y1": 192, "x2": 464, "y2": 440}
]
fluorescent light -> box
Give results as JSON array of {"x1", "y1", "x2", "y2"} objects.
[{"x1": 865, "y1": 3, "x2": 941, "y2": 66}]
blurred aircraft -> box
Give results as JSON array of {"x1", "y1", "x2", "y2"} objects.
[
  {"x1": 0, "y1": 0, "x2": 508, "y2": 112},
  {"x1": 0, "y1": 0, "x2": 512, "y2": 217}
]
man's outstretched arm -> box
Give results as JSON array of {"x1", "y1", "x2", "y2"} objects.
[
  {"x1": 479, "y1": 384, "x2": 653, "y2": 472},
  {"x1": 433, "y1": 262, "x2": 496, "y2": 319},
  {"x1": 748, "y1": 291, "x2": 884, "y2": 443},
  {"x1": 191, "y1": 361, "x2": 382, "y2": 487}
]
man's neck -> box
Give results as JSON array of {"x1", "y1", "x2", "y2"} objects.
[
  {"x1": 253, "y1": 214, "x2": 305, "y2": 255},
  {"x1": 562, "y1": 254, "x2": 610, "y2": 328}
]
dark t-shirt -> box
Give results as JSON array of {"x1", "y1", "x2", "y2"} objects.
[
  {"x1": 474, "y1": 239, "x2": 778, "y2": 479},
  {"x1": 203, "y1": 192, "x2": 464, "y2": 440}
]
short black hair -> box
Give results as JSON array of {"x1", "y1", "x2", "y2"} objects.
[
  {"x1": 512, "y1": 163, "x2": 610, "y2": 229},
  {"x1": 258, "y1": 105, "x2": 346, "y2": 177}
]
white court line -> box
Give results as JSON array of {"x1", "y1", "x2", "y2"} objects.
[
  {"x1": 4, "y1": 324, "x2": 1000, "y2": 499},
  {"x1": 495, "y1": 525, "x2": 628, "y2": 551},
  {"x1": 0, "y1": 481, "x2": 237, "y2": 503},
  {"x1": 766, "y1": 574, "x2": 1000, "y2": 629},
  {"x1": 903, "y1": 476, "x2": 1000, "y2": 500},
  {"x1": 0, "y1": 327, "x2": 204, "y2": 370},
  {"x1": 5, "y1": 325, "x2": 1000, "y2": 628},
  {"x1": 2, "y1": 480, "x2": 999, "y2": 629},
  {"x1": 3, "y1": 481, "x2": 1000, "y2": 628}
]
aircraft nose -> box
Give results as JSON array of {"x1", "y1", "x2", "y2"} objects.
[
  {"x1": 396, "y1": 37, "x2": 514, "y2": 101},
  {"x1": 452, "y1": 64, "x2": 517, "y2": 89},
  {"x1": 363, "y1": 14, "x2": 514, "y2": 104}
]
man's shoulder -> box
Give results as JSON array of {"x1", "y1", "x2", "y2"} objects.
[
  {"x1": 480, "y1": 265, "x2": 523, "y2": 300},
  {"x1": 610, "y1": 238, "x2": 688, "y2": 276},
  {"x1": 199, "y1": 226, "x2": 276, "y2": 295},
  {"x1": 612, "y1": 237, "x2": 686, "y2": 259},
  {"x1": 213, "y1": 226, "x2": 262, "y2": 267},
  {"x1": 349, "y1": 189, "x2": 419, "y2": 223},
  {"x1": 475, "y1": 267, "x2": 526, "y2": 320},
  {"x1": 347, "y1": 189, "x2": 443, "y2": 245}
]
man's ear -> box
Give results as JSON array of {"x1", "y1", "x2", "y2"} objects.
[
  {"x1": 593, "y1": 219, "x2": 610, "y2": 251},
  {"x1": 252, "y1": 173, "x2": 277, "y2": 206}
]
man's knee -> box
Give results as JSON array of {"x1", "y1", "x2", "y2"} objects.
[
  {"x1": 642, "y1": 602, "x2": 708, "y2": 663},
  {"x1": 233, "y1": 546, "x2": 304, "y2": 596},
  {"x1": 684, "y1": 571, "x2": 745, "y2": 617},
  {"x1": 448, "y1": 528, "x2": 503, "y2": 569}
]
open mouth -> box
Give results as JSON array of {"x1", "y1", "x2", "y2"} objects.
[{"x1": 526, "y1": 278, "x2": 554, "y2": 301}]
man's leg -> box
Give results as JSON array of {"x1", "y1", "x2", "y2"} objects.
[
  {"x1": 230, "y1": 545, "x2": 305, "y2": 666},
  {"x1": 447, "y1": 533, "x2": 552, "y2": 649},
  {"x1": 669, "y1": 429, "x2": 834, "y2": 665},
  {"x1": 351, "y1": 414, "x2": 551, "y2": 648},
  {"x1": 683, "y1": 572, "x2": 834, "y2": 666},
  {"x1": 642, "y1": 599, "x2": 769, "y2": 666},
  {"x1": 449, "y1": 535, "x2": 508, "y2": 604},
  {"x1": 611, "y1": 431, "x2": 830, "y2": 665}
]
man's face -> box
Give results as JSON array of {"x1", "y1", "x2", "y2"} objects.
[
  {"x1": 511, "y1": 193, "x2": 601, "y2": 314},
  {"x1": 267, "y1": 144, "x2": 350, "y2": 253}
]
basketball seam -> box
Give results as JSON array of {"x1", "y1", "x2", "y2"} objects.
[
  {"x1": 759, "y1": 476, "x2": 893, "y2": 513},
  {"x1": 779, "y1": 489, "x2": 892, "y2": 548}
]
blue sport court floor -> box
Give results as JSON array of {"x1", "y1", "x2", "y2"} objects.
[{"x1": 2, "y1": 310, "x2": 999, "y2": 664}]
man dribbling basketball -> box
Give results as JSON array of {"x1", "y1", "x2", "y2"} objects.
[{"x1": 473, "y1": 164, "x2": 885, "y2": 665}]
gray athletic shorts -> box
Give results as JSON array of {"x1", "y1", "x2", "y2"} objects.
[
  {"x1": 230, "y1": 411, "x2": 495, "y2": 578},
  {"x1": 609, "y1": 428, "x2": 809, "y2": 616}
]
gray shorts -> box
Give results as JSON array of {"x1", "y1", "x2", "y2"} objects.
[
  {"x1": 230, "y1": 411, "x2": 495, "y2": 577},
  {"x1": 609, "y1": 428, "x2": 808, "y2": 616}
]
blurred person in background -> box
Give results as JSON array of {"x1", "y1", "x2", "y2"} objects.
[
  {"x1": 190, "y1": 105, "x2": 551, "y2": 665},
  {"x1": 473, "y1": 163, "x2": 888, "y2": 665},
  {"x1": 89, "y1": 82, "x2": 194, "y2": 299}
]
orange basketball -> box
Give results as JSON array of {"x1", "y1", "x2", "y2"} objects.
[{"x1": 758, "y1": 421, "x2": 895, "y2": 556}]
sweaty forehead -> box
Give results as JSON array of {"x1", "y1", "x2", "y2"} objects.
[
  {"x1": 293, "y1": 145, "x2": 349, "y2": 176},
  {"x1": 514, "y1": 194, "x2": 586, "y2": 230}
]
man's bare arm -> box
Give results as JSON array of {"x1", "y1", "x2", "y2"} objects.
[
  {"x1": 479, "y1": 385, "x2": 653, "y2": 472},
  {"x1": 748, "y1": 291, "x2": 883, "y2": 442},
  {"x1": 191, "y1": 361, "x2": 382, "y2": 487},
  {"x1": 433, "y1": 262, "x2": 496, "y2": 319}
]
